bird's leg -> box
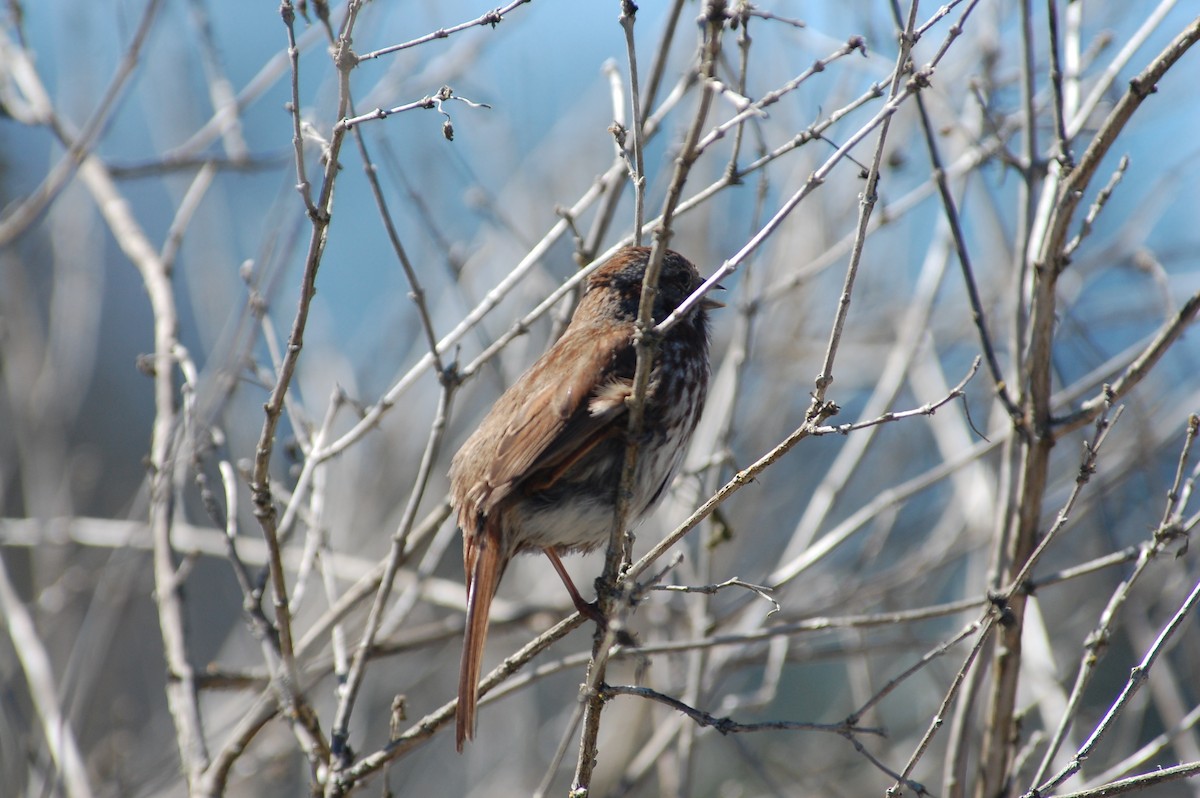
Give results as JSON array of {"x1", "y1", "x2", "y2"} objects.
[{"x1": 543, "y1": 548, "x2": 605, "y2": 626}]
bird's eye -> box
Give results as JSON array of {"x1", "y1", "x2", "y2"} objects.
[{"x1": 667, "y1": 267, "x2": 690, "y2": 293}]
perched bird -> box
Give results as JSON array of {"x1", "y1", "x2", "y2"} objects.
[{"x1": 448, "y1": 246, "x2": 720, "y2": 750}]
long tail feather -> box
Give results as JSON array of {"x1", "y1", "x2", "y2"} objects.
[{"x1": 456, "y1": 527, "x2": 504, "y2": 751}]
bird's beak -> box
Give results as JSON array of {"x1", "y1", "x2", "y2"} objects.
[{"x1": 701, "y1": 284, "x2": 727, "y2": 310}]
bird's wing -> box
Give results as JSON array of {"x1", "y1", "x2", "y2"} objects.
[{"x1": 482, "y1": 322, "x2": 635, "y2": 504}]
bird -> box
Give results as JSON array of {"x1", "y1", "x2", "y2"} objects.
[{"x1": 448, "y1": 245, "x2": 720, "y2": 750}]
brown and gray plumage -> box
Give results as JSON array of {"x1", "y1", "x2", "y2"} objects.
[{"x1": 448, "y1": 246, "x2": 719, "y2": 750}]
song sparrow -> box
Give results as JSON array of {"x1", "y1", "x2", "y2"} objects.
[{"x1": 449, "y1": 246, "x2": 720, "y2": 750}]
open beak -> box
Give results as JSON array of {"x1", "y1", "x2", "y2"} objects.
[{"x1": 701, "y1": 283, "x2": 727, "y2": 310}]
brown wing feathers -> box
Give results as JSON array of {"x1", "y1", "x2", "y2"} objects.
[
  {"x1": 452, "y1": 320, "x2": 633, "y2": 748},
  {"x1": 450, "y1": 247, "x2": 714, "y2": 750}
]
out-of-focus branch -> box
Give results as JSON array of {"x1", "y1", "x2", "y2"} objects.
[
  {"x1": 1055, "y1": 290, "x2": 1200, "y2": 435},
  {"x1": 0, "y1": 0, "x2": 164, "y2": 246},
  {"x1": 0, "y1": 554, "x2": 96, "y2": 798}
]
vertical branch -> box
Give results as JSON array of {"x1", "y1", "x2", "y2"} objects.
[
  {"x1": 640, "y1": 0, "x2": 688, "y2": 119},
  {"x1": 1045, "y1": 0, "x2": 1074, "y2": 172},
  {"x1": 978, "y1": 16, "x2": 1200, "y2": 798},
  {"x1": 812, "y1": 0, "x2": 921, "y2": 406},
  {"x1": 911, "y1": 90, "x2": 1022, "y2": 424},
  {"x1": 977, "y1": 0, "x2": 1051, "y2": 791},
  {"x1": 572, "y1": 3, "x2": 727, "y2": 792},
  {"x1": 619, "y1": 0, "x2": 646, "y2": 245},
  {"x1": 115, "y1": 160, "x2": 211, "y2": 788},
  {"x1": 244, "y1": 0, "x2": 368, "y2": 771},
  {"x1": 723, "y1": 7, "x2": 753, "y2": 178},
  {"x1": 21, "y1": 94, "x2": 219, "y2": 792}
]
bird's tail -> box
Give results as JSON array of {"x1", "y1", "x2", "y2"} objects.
[{"x1": 456, "y1": 528, "x2": 504, "y2": 751}]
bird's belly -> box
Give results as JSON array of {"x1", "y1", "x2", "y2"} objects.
[{"x1": 508, "y1": 494, "x2": 617, "y2": 553}]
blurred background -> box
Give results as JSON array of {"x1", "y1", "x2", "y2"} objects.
[{"x1": 2, "y1": 1, "x2": 1200, "y2": 796}]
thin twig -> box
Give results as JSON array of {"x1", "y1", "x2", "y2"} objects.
[
  {"x1": 851, "y1": 619, "x2": 983, "y2": 723},
  {"x1": 812, "y1": 0, "x2": 937, "y2": 405},
  {"x1": 1055, "y1": 290, "x2": 1200, "y2": 434},
  {"x1": 811, "y1": 358, "x2": 981, "y2": 437},
  {"x1": 651, "y1": 576, "x2": 781, "y2": 616},
  {"x1": 1045, "y1": 0, "x2": 1075, "y2": 172},
  {"x1": 334, "y1": 614, "x2": 586, "y2": 786},
  {"x1": 1029, "y1": 414, "x2": 1200, "y2": 789},
  {"x1": 1029, "y1": 576, "x2": 1200, "y2": 796},
  {"x1": 601, "y1": 684, "x2": 886, "y2": 737},
  {"x1": 325, "y1": 380, "x2": 457, "y2": 782},
  {"x1": 1050, "y1": 761, "x2": 1200, "y2": 798},
  {"x1": 249, "y1": 0, "x2": 367, "y2": 732},
  {"x1": 1061, "y1": 154, "x2": 1128, "y2": 260},
  {"x1": 355, "y1": 0, "x2": 532, "y2": 62},
  {"x1": 1086, "y1": 707, "x2": 1200, "y2": 789},
  {"x1": 913, "y1": 88, "x2": 1023, "y2": 427},
  {"x1": 889, "y1": 616, "x2": 997, "y2": 797},
  {"x1": 340, "y1": 86, "x2": 491, "y2": 130}
]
